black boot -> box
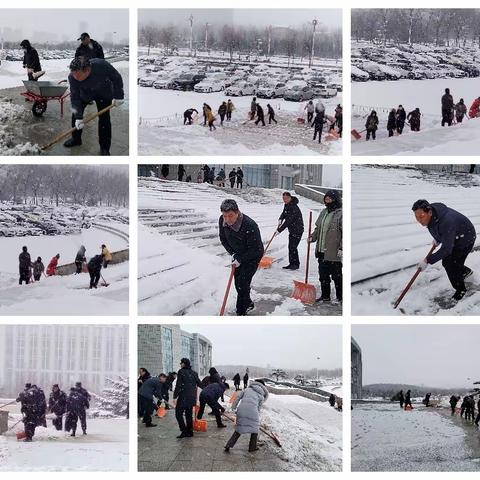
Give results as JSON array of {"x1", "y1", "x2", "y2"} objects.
[
  {"x1": 100, "y1": 148, "x2": 110, "y2": 156},
  {"x1": 63, "y1": 137, "x2": 82, "y2": 148},
  {"x1": 453, "y1": 290, "x2": 466, "y2": 301},
  {"x1": 248, "y1": 433, "x2": 259, "y2": 452}
]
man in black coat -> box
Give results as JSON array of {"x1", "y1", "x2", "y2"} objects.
[
  {"x1": 236, "y1": 168, "x2": 244, "y2": 189},
  {"x1": 75, "y1": 382, "x2": 91, "y2": 434},
  {"x1": 228, "y1": 168, "x2": 237, "y2": 188},
  {"x1": 277, "y1": 192, "x2": 304, "y2": 270},
  {"x1": 267, "y1": 104, "x2": 277, "y2": 124},
  {"x1": 404, "y1": 389, "x2": 412, "y2": 409},
  {"x1": 87, "y1": 254, "x2": 103, "y2": 289},
  {"x1": 20, "y1": 40, "x2": 42, "y2": 81},
  {"x1": 19, "y1": 246, "x2": 32, "y2": 285},
  {"x1": 219, "y1": 199, "x2": 264, "y2": 316},
  {"x1": 64, "y1": 57, "x2": 124, "y2": 155},
  {"x1": 173, "y1": 358, "x2": 201, "y2": 438},
  {"x1": 312, "y1": 111, "x2": 325, "y2": 143},
  {"x1": 396, "y1": 105, "x2": 406, "y2": 134},
  {"x1": 48, "y1": 384, "x2": 67, "y2": 430},
  {"x1": 75, "y1": 33, "x2": 105, "y2": 60},
  {"x1": 161, "y1": 372, "x2": 177, "y2": 409},
  {"x1": 233, "y1": 373, "x2": 241, "y2": 391},
  {"x1": 138, "y1": 374, "x2": 167, "y2": 427},
  {"x1": 413, "y1": 199, "x2": 476, "y2": 301},
  {"x1": 197, "y1": 381, "x2": 229, "y2": 428},
  {"x1": 243, "y1": 372, "x2": 249, "y2": 390},
  {"x1": 183, "y1": 108, "x2": 198, "y2": 125},
  {"x1": 16, "y1": 384, "x2": 46, "y2": 441},
  {"x1": 441, "y1": 88, "x2": 454, "y2": 127},
  {"x1": 399, "y1": 390, "x2": 405, "y2": 409},
  {"x1": 255, "y1": 104, "x2": 266, "y2": 126},
  {"x1": 450, "y1": 394, "x2": 460, "y2": 414},
  {"x1": 65, "y1": 387, "x2": 89, "y2": 436}
]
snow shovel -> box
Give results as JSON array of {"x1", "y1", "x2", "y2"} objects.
[
  {"x1": 219, "y1": 265, "x2": 236, "y2": 316},
  {"x1": 40, "y1": 104, "x2": 115, "y2": 151},
  {"x1": 0, "y1": 400, "x2": 16, "y2": 409},
  {"x1": 156, "y1": 406, "x2": 167, "y2": 418},
  {"x1": 259, "y1": 230, "x2": 278, "y2": 268},
  {"x1": 393, "y1": 244, "x2": 436, "y2": 310},
  {"x1": 100, "y1": 273, "x2": 109, "y2": 287},
  {"x1": 292, "y1": 211, "x2": 316, "y2": 305},
  {"x1": 351, "y1": 128, "x2": 365, "y2": 140},
  {"x1": 16, "y1": 430, "x2": 27, "y2": 441}
]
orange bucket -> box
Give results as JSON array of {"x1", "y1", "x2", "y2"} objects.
[
  {"x1": 193, "y1": 419, "x2": 207, "y2": 432},
  {"x1": 157, "y1": 406, "x2": 167, "y2": 418},
  {"x1": 16, "y1": 431, "x2": 27, "y2": 441}
]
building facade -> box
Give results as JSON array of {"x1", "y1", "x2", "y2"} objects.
[
  {"x1": 0, "y1": 325, "x2": 129, "y2": 397},
  {"x1": 138, "y1": 324, "x2": 212, "y2": 378},
  {"x1": 351, "y1": 337, "x2": 363, "y2": 399}
]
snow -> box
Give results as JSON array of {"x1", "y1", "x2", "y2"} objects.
[
  {"x1": 352, "y1": 165, "x2": 480, "y2": 315},
  {"x1": 138, "y1": 87, "x2": 342, "y2": 156},
  {"x1": 138, "y1": 178, "x2": 337, "y2": 316},
  {"x1": 261, "y1": 394, "x2": 342, "y2": 472},
  {"x1": 352, "y1": 403, "x2": 479, "y2": 471},
  {"x1": 0, "y1": 413, "x2": 128, "y2": 471},
  {"x1": 352, "y1": 77, "x2": 480, "y2": 155}
]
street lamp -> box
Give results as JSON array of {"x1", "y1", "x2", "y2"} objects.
[
  {"x1": 315, "y1": 356, "x2": 320, "y2": 382},
  {"x1": 189, "y1": 15, "x2": 194, "y2": 56},
  {"x1": 205, "y1": 22, "x2": 209, "y2": 51},
  {"x1": 309, "y1": 19, "x2": 318, "y2": 68}
]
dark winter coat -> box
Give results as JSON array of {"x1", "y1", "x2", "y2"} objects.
[
  {"x1": 173, "y1": 366, "x2": 201, "y2": 408},
  {"x1": 219, "y1": 213, "x2": 264, "y2": 265},
  {"x1": 22, "y1": 45, "x2": 42, "y2": 72},
  {"x1": 184, "y1": 108, "x2": 198, "y2": 117},
  {"x1": 232, "y1": 381, "x2": 269, "y2": 434},
  {"x1": 455, "y1": 101, "x2": 467, "y2": 118},
  {"x1": 407, "y1": 109, "x2": 421, "y2": 126},
  {"x1": 312, "y1": 111, "x2": 324, "y2": 129},
  {"x1": 19, "y1": 251, "x2": 31, "y2": 273},
  {"x1": 233, "y1": 373, "x2": 241, "y2": 385},
  {"x1": 387, "y1": 111, "x2": 396, "y2": 130},
  {"x1": 19, "y1": 386, "x2": 46, "y2": 417},
  {"x1": 278, "y1": 196, "x2": 304, "y2": 236},
  {"x1": 365, "y1": 113, "x2": 378, "y2": 131},
  {"x1": 32, "y1": 260, "x2": 44, "y2": 277},
  {"x1": 75, "y1": 39, "x2": 105, "y2": 60},
  {"x1": 68, "y1": 59, "x2": 124, "y2": 120},
  {"x1": 67, "y1": 390, "x2": 88, "y2": 414},
  {"x1": 426, "y1": 203, "x2": 476, "y2": 265},
  {"x1": 139, "y1": 376, "x2": 164, "y2": 400},
  {"x1": 75, "y1": 245, "x2": 86, "y2": 263},
  {"x1": 88, "y1": 255, "x2": 103, "y2": 274},
  {"x1": 49, "y1": 390, "x2": 67, "y2": 416},
  {"x1": 77, "y1": 386, "x2": 91, "y2": 405},
  {"x1": 267, "y1": 105, "x2": 275, "y2": 116},
  {"x1": 228, "y1": 169, "x2": 236, "y2": 181},
  {"x1": 396, "y1": 108, "x2": 406, "y2": 125},
  {"x1": 138, "y1": 370, "x2": 151, "y2": 390},
  {"x1": 199, "y1": 382, "x2": 227, "y2": 403},
  {"x1": 236, "y1": 169, "x2": 244, "y2": 181},
  {"x1": 218, "y1": 103, "x2": 227, "y2": 116},
  {"x1": 441, "y1": 93, "x2": 454, "y2": 110},
  {"x1": 256, "y1": 104, "x2": 264, "y2": 118}
]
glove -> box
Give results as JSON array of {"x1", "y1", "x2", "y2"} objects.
[
  {"x1": 75, "y1": 119, "x2": 84, "y2": 130},
  {"x1": 112, "y1": 99, "x2": 124, "y2": 107},
  {"x1": 232, "y1": 259, "x2": 241, "y2": 268},
  {"x1": 432, "y1": 239, "x2": 440, "y2": 247},
  {"x1": 417, "y1": 259, "x2": 428, "y2": 271}
]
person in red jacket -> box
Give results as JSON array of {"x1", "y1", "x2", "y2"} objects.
[
  {"x1": 46, "y1": 254, "x2": 60, "y2": 276},
  {"x1": 469, "y1": 97, "x2": 480, "y2": 119}
]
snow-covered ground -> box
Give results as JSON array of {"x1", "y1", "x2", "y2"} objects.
[
  {"x1": 352, "y1": 165, "x2": 480, "y2": 315},
  {"x1": 352, "y1": 403, "x2": 479, "y2": 471},
  {"x1": 352, "y1": 78, "x2": 480, "y2": 155},
  {"x1": 0, "y1": 404, "x2": 128, "y2": 471},
  {"x1": 138, "y1": 88, "x2": 342, "y2": 156},
  {"x1": 262, "y1": 394, "x2": 342, "y2": 472},
  {"x1": 138, "y1": 178, "x2": 341, "y2": 316}
]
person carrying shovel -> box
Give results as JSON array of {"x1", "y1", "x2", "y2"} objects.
[
  {"x1": 219, "y1": 199, "x2": 264, "y2": 316},
  {"x1": 64, "y1": 56, "x2": 124, "y2": 156},
  {"x1": 277, "y1": 191, "x2": 304, "y2": 271},
  {"x1": 310, "y1": 190, "x2": 342, "y2": 304},
  {"x1": 412, "y1": 199, "x2": 476, "y2": 302}
]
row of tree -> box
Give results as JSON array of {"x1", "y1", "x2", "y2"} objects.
[
  {"x1": 0, "y1": 165, "x2": 129, "y2": 207},
  {"x1": 352, "y1": 9, "x2": 480, "y2": 47},
  {"x1": 139, "y1": 21, "x2": 342, "y2": 60}
]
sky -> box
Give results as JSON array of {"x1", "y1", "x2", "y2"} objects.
[
  {"x1": 352, "y1": 325, "x2": 480, "y2": 389},
  {"x1": 182, "y1": 324, "x2": 342, "y2": 370},
  {"x1": 0, "y1": 9, "x2": 129, "y2": 44},
  {"x1": 139, "y1": 9, "x2": 342, "y2": 30},
  {"x1": 323, "y1": 165, "x2": 342, "y2": 188}
]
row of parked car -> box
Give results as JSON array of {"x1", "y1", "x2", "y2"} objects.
[
  {"x1": 352, "y1": 41, "x2": 480, "y2": 81},
  {"x1": 138, "y1": 55, "x2": 341, "y2": 101}
]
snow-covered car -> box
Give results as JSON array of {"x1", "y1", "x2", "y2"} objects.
[
  {"x1": 194, "y1": 78, "x2": 225, "y2": 93},
  {"x1": 153, "y1": 76, "x2": 176, "y2": 89},
  {"x1": 361, "y1": 62, "x2": 387, "y2": 80},
  {"x1": 139, "y1": 76, "x2": 157, "y2": 87},
  {"x1": 225, "y1": 81, "x2": 256, "y2": 96},
  {"x1": 171, "y1": 73, "x2": 206, "y2": 90},
  {"x1": 315, "y1": 84, "x2": 337, "y2": 98},
  {"x1": 284, "y1": 85, "x2": 315, "y2": 102},
  {"x1": 351, "y1": 65, "x2": 369, "y2": 82},
  {"x1": 256, "y1": 82, "x2": 287, "y2": 98}
]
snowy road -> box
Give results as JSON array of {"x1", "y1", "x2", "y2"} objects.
[
  {"x1": 138, "y1": 178, "x2": 342, "y2": 316},
  {"x1": 352, "y1": 166, "x2": 480, "y2": 315},
  {"x1": 352, "y1": 77, "x2": 480, "y2": 155},
  {"x1": 352, "y1": 403, "x2": 480, "y2": 471}
]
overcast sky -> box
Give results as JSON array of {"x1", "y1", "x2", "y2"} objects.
[
  {"x1": 182, "y1": 324, "x2": 342, "y2": 370},
  {"x1": 139, "y1": 9, "x2": 342, "y2": 30},
  {"x1": 352, "y1": 325, "x2": 480, "y2": 388},
  {"x1": 0, "y1": 10, "x2": 129, "y2": 43}
]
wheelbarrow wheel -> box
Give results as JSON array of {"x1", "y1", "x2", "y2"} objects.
[{"x1": 32, "y1": 101, "x2": 47, "y2": 117}]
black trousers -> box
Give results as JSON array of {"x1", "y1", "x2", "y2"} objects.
[
  {"x1": 71, "y1": 97, "x2": 112, "y2": 150},
  {"x1": 78, "y1": 409, "x2": 87, "y2": 432},
  {"x1": 255, "y1": 115, "x2": 265, "y2": 126},
  {"x1": 225, "y1": 430, "x2": 258, "y2": 451},
  {"x1": 230, "y1": 179, "x2": 235, "y2": 188},
  {"x1": 475, "y1": 412, "x2": 480, "y2": 424},
  {"x1": 24, "y1": 413, "x2": 38, "y2": 440},
  {"x1": 175, "y1": 401, "x2": 193, "y2": 434},
  {"x1": 307, "y1": 111, "x2": 313, "y2": 123},
  {"x1": 234, "y1": 262, "x2": 258, "y2": 315},
  {"x1": 396, "y1": 123, "x2": 404, "y2": 134},
  {"x1": 52, "y1": 414, "x2": 63, "y2": 431},
  {"x1": 75, "y1": 261, "x2": 83, "y2": 274},
  {"x1": 140, "y1": 395, "x2": 155, "y2": 426},
  {"x1": 33, "y1": 274, "x2": 41, "y2": 281},
  {"x1": 19, "y1": 269, "x2": 30, "y2": 285},
  {"x1": 441, "y1": 108, "x2": 452, "y2": 126},
  {"x1": 313, "y1": 126, "x2": 322, "y2": 143},
  {"x1": 288, "y1": 232, "x2": 303, "y2": 267},
  {"x1": 197, "y1": 395, "x2": 223, "y2": 426},
  {"x1": 237, "y1": 180, "x2": 243, "y2": 189},
  {"x1": 268, "y1": 113, "x2": 277, "y2": 124},
  {"x1": 366, "y1": 129, "x2": 376, "y2": 140},
  {"x1": 450, "y1": 404, "x2": 456, "y2": 414},
  {"x1": 184, "y1": 114, "x2": 193, "y2": 125},
  {"x1": 441, "y1": 244, "x2": 473, "y2": 292},
  {"x1": 388, "y1": 129, "x2": 394, "y2": 137},
  {"x1": 220, "y1": 113, "x2": 225, "y2": 125},
  {"x1": 226, "y1": 111, "x2": 232, "y2": 120},
  {"x1": 456, "y1": 115, "x2": 464, "y2": 123},
  {"x1": 89, "y1": 270, "x2": 100, "y2": 288},
  {"x1": 317, "y1": 253, "x2": 342, "y2": 301}
]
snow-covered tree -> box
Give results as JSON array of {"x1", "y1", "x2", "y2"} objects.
[
  {"x1": 270, "y1": 369, "x2": 287, "y2": 381},
  {"x1": 90, "y1": 376, "x2": 129, "y2": 418}
]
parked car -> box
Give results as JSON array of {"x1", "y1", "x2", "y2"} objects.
[
  {"x1": 256, "y1": 82, "x2": 287, "y2": 98},
  {"x1": 153, "y1": 75, "x2": 176, "y2": 89},
  {"x1": 194, "y1": 78, "x2": 225, "y2": 93},
  {"x1": 139, "y1": 76, "x2": 157, "y2": 87},
  {"x1": 225, "y1": 81, "x2": 256, "y2": 96},
  {"x1": 172, "y1": 73, "x2": 206, "y2": 90},
  {"x1": 284, "y1": 85, "x2": 315, "y2": 102},
  {"x1": 315, "y1": 84, "x2": 337, "y2": 98},
  {"x1": 351, "y1": 65, "x2": 369, "y2": 82}
]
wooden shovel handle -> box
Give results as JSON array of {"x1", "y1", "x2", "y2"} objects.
[
  {"x1": 219, "y1": 265, "x2": 235, "y2": 316},
  {"x1": 263, "y1": 230, "x2": 277, "y2": 256},
  {"x1": 305, "y1": 211, "x2": 313, "y2": 284}
]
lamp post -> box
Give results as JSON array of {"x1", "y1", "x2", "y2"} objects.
[
  {"x1": 205, "y1": 22, "x2": 209, "y2": 51},
  {"x1": 189, "y1": 15, "x2": 194, "y2": 56},
  {"x1": 309, "y1": 19, "x2": 318, "y2": 68}
]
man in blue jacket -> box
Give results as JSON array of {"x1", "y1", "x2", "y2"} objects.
[
  {"x1": 413, "y1": 199, "x2": 476, "y2": 301},
  {"x1": 196, "y1": 380, "x2": 229, "y2": 428},
  {"x1": 138, "y1": 373, "x2": 167, "y2": 427},
  {"x1": 64, "y1": 56, "x2": 124, "y2": 155}
]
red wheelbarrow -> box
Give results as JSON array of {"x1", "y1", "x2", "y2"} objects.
[{"x1": 20, "y1": 80, "x2": 70, "y2": 117}]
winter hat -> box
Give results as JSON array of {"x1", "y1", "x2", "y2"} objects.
[
  {"x1": 20, "y1": 40, "x2": 31, "y2": 49},
  {"x1": 220, "y1": 199, "x2": 239, "y2": 212},
  {"x1": 324, "y1": 190, "x2": 342, "y2": 211}
]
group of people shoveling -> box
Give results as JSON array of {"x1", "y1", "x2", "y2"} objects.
[
  {"x1": 19, "y1": 34, "x2": 125, "y2": 155},
  {"x1": 218, "y1": 190, "x2": 342, "y2": 316},
  {"x1": 18, "y1": 243, "x2": 113, "y2": 289},
  {"x1": 138, "y1": 360, "x2": 272, "y2": 453},
  {"x1": 9, "y1": 381, "x2": 91, "y2": 442},
  {"x1": 394, "y1": 200, "x2": 476, "y2": 310}
]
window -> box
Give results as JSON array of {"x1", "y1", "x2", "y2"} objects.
[
  {"x1": 161, "y1": 327, "x2": 173, "y2": 373},
  {"x1": 181, "y1": 335, "x2": 194, "y2": 363}
]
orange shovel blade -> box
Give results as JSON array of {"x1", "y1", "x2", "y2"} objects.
[
  {"x1": 157, "y1": 407, "x2": 167, "y2": 418},
  {"x1": 16, "y1": 431, "x2": 27, "y2": 440},
  {"x1": 351, "y1": 129, "x2": 361, "y2": 140},
  {"x1": 193, "y1": 419, "x2": 207, "y2": 432},
  {"x1": 259, "y1": 256, "x2": 274, "y2": 268},
  {"x1": 292, "y1": 280, "x2": 316, "y2": 305}
]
